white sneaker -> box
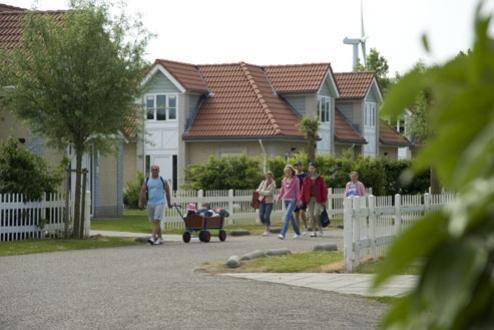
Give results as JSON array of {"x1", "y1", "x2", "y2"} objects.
[
  {"x1": 147, "y1": 237, "x2": 155, "y2": 245},
  {"x1": 154, "y1": 238, "x2": 162, "y2": 245},
  {"x1": 310, "y1": 232, "x2": 317, "y2": 237},
  {"x1": 292, "y1": 234, "x2": 301, "y2": 239},
  {"x1": 278, "y1": 234, "x2": 284, "y2": 240}
]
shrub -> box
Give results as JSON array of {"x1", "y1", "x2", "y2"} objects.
[
  {"x1": 123, "y1": 171, "x2": 144, "y2": 209},
  {"x1": 184, "y1": 155, "x2": 264, "y2": 190},
  {"x1": 0, "y1": 138, "x2": 62, "y2": 200}
]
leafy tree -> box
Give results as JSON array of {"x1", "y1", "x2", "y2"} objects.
[
  {"x1": 298, "y1": 115, "x2": 319, "y2": 163},
  {"x1": 0, "y1": 1, "x2": 150, "y2": 238},
  {"x1": 374, "y1": 3, "x2": 494, "y2": 328},
  {"x1": 0, "y1": 138, "x2": 62, "y2": 200},
  {"x1": 357, "y1": 48, "x2": 392, "y2": 93}
]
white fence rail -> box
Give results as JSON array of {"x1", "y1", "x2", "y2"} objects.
[
  {"x1": 343, "y1": 192, "x2": 455, "y2": 272},
  {"x1": 0, "y1": 193, "x2": 66, "y2": 241},
  {"x1": 160, "y1": 188, "x2": 355, "y2": 231}
]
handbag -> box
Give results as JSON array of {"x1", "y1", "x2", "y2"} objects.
[
  {"x1": 251, "y1": 191, "x2": 260, "y2": 209},
  {"x1": 320, "y1": 207, "x2": 330, "y2": 227}
]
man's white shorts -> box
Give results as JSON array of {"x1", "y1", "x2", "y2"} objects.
[{"x1": 147, "y1": 203, "x2": 164, "y2": 222}]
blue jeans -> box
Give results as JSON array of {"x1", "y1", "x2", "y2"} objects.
[
  {"x1": 280, "y1": 200, "x2": 300, "y2": 237},
  {"x1": 259, "y1": 202, "x2": 273, "y2": 226}
]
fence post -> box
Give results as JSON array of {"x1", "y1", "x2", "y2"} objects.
[
  {"x1": 368, "y1": 195, "x2": 377, "y2": 260},
  {"x1": 353, "y1": 198, "x2": 362, "y2": 269},
  {"x1": 84, "y1": 190, "x2": 91, "y2": 238},
  {"x1": 327, "y1": 188, "x2": 333, "y2": 219},
  {"x1": 394, "y1": 194, "x2": 401, "y2": 235},
  {"x1": 343, "y1": 197, "x2": 353, "y2": 272},
  {"x1": 198, "y1": 189, "x2": 204, "y2": 209},
  {"x1": 424, "y1": 192, "x2": 430, "y2": 212},
  {"x1": 228, "y1": 189, "x2": 235, "y2": 225}
]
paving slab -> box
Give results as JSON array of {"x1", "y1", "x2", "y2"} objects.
[{"x1": 222, "y1": 273, "x2": 417, "y2": 297}]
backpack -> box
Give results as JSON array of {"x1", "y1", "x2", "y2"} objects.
[{"x1": 145, "y1": 176, "x2": 168, "y2": 200}]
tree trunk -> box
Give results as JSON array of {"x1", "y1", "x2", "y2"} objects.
[
  {"x1": 430, "y1": 167, "x2": 442, "y2": 194},
  {"x1": 79, "y1": 169, "x2": 87, "y2": 239},
  {"x1": 308, "y1": 138, "x2": 316, "y2": 164},
  {"x1": 72, "y1": 148, "x2": 83, "y2": 238}
]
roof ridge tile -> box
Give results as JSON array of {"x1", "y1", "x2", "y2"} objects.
[{"x1": 239, "y1": 62, "x2": 281, "y2": 135}]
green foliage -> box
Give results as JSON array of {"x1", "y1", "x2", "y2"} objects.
[
  {"x1": 375, "y1": 3, "x2": 494, "y2": 328},
  {"x1": 0, "y1": 1, "x2": 151, "y2": 238},
  {"x1": 298, "y1": 115, "x2": 319, "y2": 163},
  {"x1": 184, "y1": 155, "x2": 264, "y2": 190},
  {"x1": 357, "y1": 48, "x2": 392, "y2": 93},
  {"x1": 123, "y1": 171, "x2": 144, "y2": 209},
  {"x1": 0, "y1": 138, "x2": 62, "y2": 200}
]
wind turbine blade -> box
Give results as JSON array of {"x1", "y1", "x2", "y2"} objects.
[{"x1": 360, "y1": 0, "x2": 365, "y2": 38}]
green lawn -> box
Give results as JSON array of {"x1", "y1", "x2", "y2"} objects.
[
  {"x1": 0, "y1": 236, "x2": 140, "y2": 257},
  {"x1": 201, "y1": 250, "x2": 343, "y2": 273},
  {"x1": 92, "y1": 209, "x2": 343, "y2": 236}
]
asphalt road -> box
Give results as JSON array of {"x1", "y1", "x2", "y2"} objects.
[{"x1": 0, "y1": 232, "x2": 386, "y2": 329}]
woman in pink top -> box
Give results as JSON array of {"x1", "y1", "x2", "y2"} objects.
[{"x1": 275, "y1": 164, "x2": 301, "y2": 239}]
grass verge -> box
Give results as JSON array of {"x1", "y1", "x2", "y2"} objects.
[
  {"x1": 0, "y1": 236, "x2": 140, "y2": 257},
  {"x1": 200, "y1": 251, "x2": 344, "y2": 274},
  {"x1": 92, "y1": 209, "x2": 343, "y2": 236}
]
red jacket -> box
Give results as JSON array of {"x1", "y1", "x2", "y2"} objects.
[{"x1": 300, "y1": 175, "x2": 328, "y2": 204}]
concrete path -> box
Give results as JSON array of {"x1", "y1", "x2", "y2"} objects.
[
  {"x1": 222, "y1": 273, "x2": 417, "y2": 297},
  {"x1": 1, "y1": 230, "x2": 389, "y2": 329}
]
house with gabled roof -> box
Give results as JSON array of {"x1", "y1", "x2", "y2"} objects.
[
  {"x1": 333, "y1": 72, "x2": 411, "y2": 158},
  {"x1": 138, "y1": 59, "x2": 410, "y2": 188},
  {"x1": 0, "y1": 4, "x2": 124, "y2": 217}
]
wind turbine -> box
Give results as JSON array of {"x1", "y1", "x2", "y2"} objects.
[{"x1": 343, "y1": 0, "x2": 368, "y2": 71}]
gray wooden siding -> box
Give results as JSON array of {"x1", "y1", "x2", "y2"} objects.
[
  {"x1": 365, "y1": 84, "x2": 379, "y2": 104},
  {"x1": 284, "y1": 95, "x2": 306, "y2": 116},
  {"x1": 318, "y1": 80, "x2": 332, "y2": 97},
  {"x1": 186, "y1": 94, "x2": 202, "y2": 128},
  {"x1": 337, "y1": 103, "x2": 354, "y2": 123},
  {"x1": 143, "y1": 71, "x2": 180, "y2": 94}
]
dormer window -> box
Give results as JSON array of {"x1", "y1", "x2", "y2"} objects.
[
  {"x1": 145, "y1": 94, "x2": 177, "y2": 121},
  {"x1": 317, "y1": 96, "x2": 331, "y2": 123}
]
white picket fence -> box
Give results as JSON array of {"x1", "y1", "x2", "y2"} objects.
[
  {"x1": 343, "y1": 192, "x2": 456, "y2": 272},
  {"x1": 0, "y1": 191, "x2": 91, "y2": 242},
  {"x1": 0, "y1": 193, "x2": 66, "y2": 241},
  {"x1": 159, "y1": 188, "x2": 356, "y2": 231}
]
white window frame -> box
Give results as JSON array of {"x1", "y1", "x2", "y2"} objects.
[
  {"x1": 317, "y1": 96, "x2": 332, "y2": 123},
  {"x1": 144, "y1": 93, "x2": 178, "y2": 122},
  {"x1": 364, "y1": 102, "x2": 376, "y2": 127}
]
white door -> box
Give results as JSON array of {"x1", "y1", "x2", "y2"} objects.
[
  {"x1": 363, "y1": 102, "x2": 377, "y2": 157},
  {"x1": 152, "y1": 155, "x2": 173, "y2": 189}
]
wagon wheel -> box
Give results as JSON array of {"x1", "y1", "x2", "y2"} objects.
[
  {"x1": 219, "y1": 230, "x2": 227, "y2": 242},
  {"x1": 203, "y1": 231, "x2": 211, "y2": 243},
  {"x1": 198, "y1": 230, "x2": 206, "y2": 242},
  {"x1": 182, "y1": 231, "x2": 191, "y2": 243}
]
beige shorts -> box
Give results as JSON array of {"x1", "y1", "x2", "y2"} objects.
[{"x1": 147, "y1": 204, "x2": 164, "y2": 222}]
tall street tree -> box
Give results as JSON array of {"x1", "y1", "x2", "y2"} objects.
[
  {"x1": 357, "y1": 48, "x2": 392, "y2": 93},
  {"x1": 0, "y1": 1, "x2": 150, "y2": 238}
]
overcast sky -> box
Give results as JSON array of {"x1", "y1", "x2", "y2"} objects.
[{"x1": 5, "y1": 0, "x2": 492, "y2": 75}]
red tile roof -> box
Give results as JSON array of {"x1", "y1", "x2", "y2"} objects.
[
  {"x1": 379, "y1": 120, "x2": 412, "y2": 147},
  {"x1": 264, "y1": 63, "x2": 333, "y2": 94},
  {"x1": 183, "y1": 62, "x2": 304, "y2": 140},
  {"x1": 334, "y1": 72, "x2": 375, "y2": 99},
  {"x1": 0, "y1": 4, "x2": 25, "y2": 11},
  {"x1": 334, "y1": 108, "x2": 366, "y2": 144},
  {"x1": 155, "y1": 59, "x2": 209, "y2": 94},
  {"x1": 0, "y1": 10, "x2": 65, "y2": 52}
]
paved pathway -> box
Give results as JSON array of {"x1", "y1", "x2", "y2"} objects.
[
  {"x1": 222, "y1": 273, "x2": 416, "y2": 297},
  {"x1": 1, "y1": 230, "x2": 390, "y2": 329}
]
